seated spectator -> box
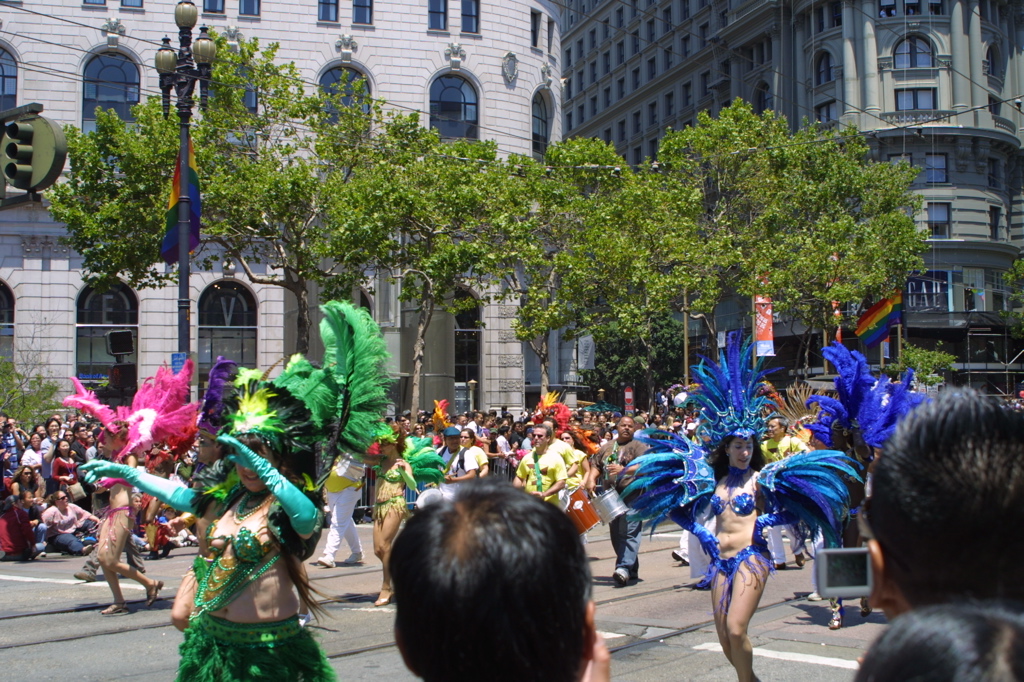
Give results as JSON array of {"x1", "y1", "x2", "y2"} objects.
[
  {"x1": 855, "y1": 601, "x2": 1024, "y2": 682},
  {"x1": 41, "y1": 491, "x2": 99, "y2": 555},
  {"x1": 8, "y1": 465, "x2": 42, "y2": 506},
  {"x1": 868, "y1": 389, "x2": 1024, "y2": 618},
  {"x1": 0, "y1": 490, "x2": 45, "y2": 560},
  {"x1": 390, "y1": 478, "x2": 609, "y2": 682}
]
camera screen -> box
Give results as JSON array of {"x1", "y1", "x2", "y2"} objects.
[{"x1": 826, "y1": 551, "x2": 869, "y2": 588}]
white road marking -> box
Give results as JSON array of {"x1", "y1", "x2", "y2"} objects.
[
  {"x1": 0, "y1": 574, "x2": 145, "y2": 590},
  {"x1": 597, "y1": 631, "x2": 627, "y2": 639},
  {"x1": 693, "y1": 642, "x2": 858, "y2": 670}
]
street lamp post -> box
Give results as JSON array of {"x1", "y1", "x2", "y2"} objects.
[{"x1": 155, "y1": 0, "x2": 216, "y2": 359}]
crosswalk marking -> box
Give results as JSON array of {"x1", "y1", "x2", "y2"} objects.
[
  {"x1": 0, "y1": 573, "x2": 145, "y2": 590},
  {"x1": 693, "y1": 642, "x2": 858, "y2": 670}
]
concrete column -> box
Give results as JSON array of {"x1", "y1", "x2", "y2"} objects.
[
  {"x1": 950, "y1": 0, "x2": 970, "y2": 111},
  {"x1": 967, "y1": 0, "x2": 985, "y2": 120},
  {"x1": 770, "y1": 28, "x2": 783, "y2": 114},
  {"x1": 794, "y1": 14, "x2": 808, "y2": 119},
  {"x1": 1016, "y1": 11, "x2": 1024, "y2": 132},
  {"x1": 861, "y1": 12, "x2": 880, "y2": 113},
  {"x1": 841, "y1": 0, "x2": 860, "y2": 116}
]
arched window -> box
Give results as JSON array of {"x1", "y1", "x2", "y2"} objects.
[
  {"x1": 894, "y1": 37, "x2": 934, "y2": 69},
  {"x1": 76, "y1": 283, "x2": 138, "y2": 386},
  {"x1": 0, "y1": 281, "x2": 13, "y2": 361},
  {"x1": 532, "y1": 93, "x2": 550, "y2": 161},
  {"x1": 754, "y1": 83, "x2": 772, "y2": 114},
  {"x1": 430, "y1": 75, "x2": 479, "y2": 140},
  {"x1": 358, "y1": 289, "x2": 373, "y2": 313},
  {"x1": 198, "y1": 281, "x2": 258, "y2": 386},
  {"x1": 986, "y1": 46, "x2": 1001, "y2": 77},
  {"x1": 82, "y1": 53, "x2": 140, "y2": 133},
  {"x1": 815, "y1": 52, "x2": 834, "y2": 86},
  {"x1": 319, "y1": 66, "x2": 371, "y2": 116},
  {"x1": 0, "y1": 49, "x2": 16, "y2": 112},
  {"x1": 453, "y1": 290, "x2": 480, "y2": 414}
]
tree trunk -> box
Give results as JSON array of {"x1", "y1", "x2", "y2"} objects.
[
  {"x1": 531, "y1": 335, "x2": 550, "y2": 396},
  {"x1": 292, "y1": 284, "x2": 311, "y2": 356},
  {"x1": 408, "y1": 290, "x2": 434, "y2": 414}
]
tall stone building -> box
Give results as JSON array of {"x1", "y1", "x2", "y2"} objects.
[
  {"x1": 0, "y1": 0, "x2": 562, "y2": 412},
  {"x1": 562, "y1": 0, "x2": 1024, "y2": 391}
]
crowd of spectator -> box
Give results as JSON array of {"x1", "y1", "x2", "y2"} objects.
[{"x1": 0, "y1": 412, "x2": 196, "y2": 563}]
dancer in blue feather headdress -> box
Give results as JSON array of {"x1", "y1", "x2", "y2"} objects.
[
  {"x1": 626, "y1": 333, "x2": 858, "y2": 682},
  {"x1": 803, "y1": 341, "x2": 927, "y2": 629}
]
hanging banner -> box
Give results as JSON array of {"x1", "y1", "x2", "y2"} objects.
[
  {"x1": 832, "y1": 301, "x2": 843, "y2": 343},
  {"x1": 754, "y1": 295, "x2": 775, "y2": 357},
  {"x1": 577, "y1": 335, "x2": 595, "y2": 371},
  {"x1": 882, "y1": 337, "x2": 890, "y2": 359},
  {"x1": 717, "y1": 331, "x2": 727, "y2": 349}
]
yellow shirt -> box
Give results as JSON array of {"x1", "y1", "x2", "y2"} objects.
[
  {"x1": 760, "y1": 435, "x2": 808, "y2": 462},
  {"x1": 555, "y1": 444, "x2": 587, "y2": 490},
  {"x1": 324, "y1": 456, "x2": 365, "y2": 492},
  {"x1": 515, "y1": 448, "x2": 568, "y2": 506},
  {"x1": 461, "y1": 446, "x2": 488, "y2": 471}
]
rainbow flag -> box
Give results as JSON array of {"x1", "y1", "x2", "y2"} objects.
[
  {"x1": 161, "y1": 139, "x2": 201, "y2": 265},
  {"x1": 855, "y1": 291, "x2": 903, "y2": 348}
]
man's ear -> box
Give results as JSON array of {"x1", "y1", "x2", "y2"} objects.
[
  {"x1": 867, "y1": 538, "x2": 911, "y2": 619},
  {"x1": 394, "y1": 624, "x2": 420, "y2": 678}
]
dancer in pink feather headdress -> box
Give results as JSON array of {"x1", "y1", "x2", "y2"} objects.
[{"x1": 63, "y1": 360, "x2": 200, "y2": 615}]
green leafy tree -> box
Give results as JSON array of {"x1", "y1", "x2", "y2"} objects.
[
  {"x1": 332, "y1": 137, "x2": 507, "y2": 411},
  {"x1": 0, "y1": 356, "x2": 63, "y2": 425},
  {"x1": 49, "y1": 36, "x2": 392, "y2": 354},
  {"x1": 883, "y1": 343, "x2": 956, "y2": 385},
  {"x1": 488, "y1": 138, "x2": 628, "y2": 394},
  {"x1": 657, "y1": 101, "x2": 925, "y2": 372}
]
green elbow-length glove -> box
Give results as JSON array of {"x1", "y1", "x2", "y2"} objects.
[
  {"x1": 217, "y1": 434, "x2": 318, "y2": 536},
  {"x1": 79, "y1": 460, "x2": 197, "y2": 512},
  {"x1": 399, "y1": 465, "x2": 417, "y2": 492}
]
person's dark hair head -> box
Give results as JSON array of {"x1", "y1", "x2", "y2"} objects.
[
  {"x1": 497, "y1": 424, "x2": 510, "y2": 436},
  {"x1": 855, "y1": 601, "x2": 1024, "y2": 682},
  {"x1": 391, "y1": 478, "x2": 593, "y2": 682},
  {"x1": 709, "y1": 434, "x2": 764, "y2": 480},
  {"x1": 45, "y1": 417, "x2": 61, "y2": 431},
  {"x1": 872, "y1": 389, "x2": 1024, "y2": 607}
]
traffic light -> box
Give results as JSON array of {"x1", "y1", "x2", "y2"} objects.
[
  {"x1": 109, "y1": 363, "x2": 137, "y2": 390},
  {"x1": 105, "y1": 330, "x2": 135, "y2": 357},
  {"x1": 0, "y1": 115, "x2": 67, "y2": 191}
]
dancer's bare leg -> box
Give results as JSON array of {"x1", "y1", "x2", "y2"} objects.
[
  {"x1": 710, "y1": 570, "x2": 733, "y2": 664},
  {"x1": 98, "y1": 512, "x2": 158, "y2": 609},
  {"x1": 725, "y1": 561, "x2": 769, "y2": 682},
  {"x1": 373, "y1": 512, "x2": 402, "y2": 603}
]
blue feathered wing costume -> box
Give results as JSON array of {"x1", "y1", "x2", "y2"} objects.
[{"x1": 624, "y1": 334, "x2": 859, "y2": 610}]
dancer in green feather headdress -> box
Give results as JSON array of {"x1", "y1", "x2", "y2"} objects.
[
  {"x1": 81, "y1": 301, "x2": 393, "y2": 682},
  {"x1": 367, "y1": 424, "x2": 446, "y2": 606}
]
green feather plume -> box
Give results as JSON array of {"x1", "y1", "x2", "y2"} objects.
[{"x1": 404, "y1": 436, "x2": 446, "y2": 486}]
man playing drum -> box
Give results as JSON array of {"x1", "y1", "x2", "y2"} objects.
[{"x1": 586, "y1": 416, "x2": 646, "y2": 587}]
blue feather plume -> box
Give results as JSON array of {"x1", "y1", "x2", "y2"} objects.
[
  {"x1": 623, "y1": 429, "x2": 715, "y2": 531},
  {"x1": 806, "y1": 342, "x2": 929, "y2": 451},
  {"x1": 691, "y1": 332, "x2": 778, "y2": 445},
  {"x1": 757, "y1": 450, "x2": 861, "y2": 548}
]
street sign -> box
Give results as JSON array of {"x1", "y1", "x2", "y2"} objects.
[
  {"x1": 624, "y1": 386, "x2": 634, "y2": 413},
  {"x1": 171, "y1": 352, "x2": 188, "y2": 374}
]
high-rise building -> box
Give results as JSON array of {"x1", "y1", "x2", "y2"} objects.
[
  {"x1": 562, "y1": 0, "x2": 1023, "y2": 390},
  {"x1": 0, "y1": 0, "x2": 562, "y2": 411}
]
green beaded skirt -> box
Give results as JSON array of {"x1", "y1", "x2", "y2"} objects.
[{"x1": 178, "y1": 613, "x2": 336, "y2": 681}]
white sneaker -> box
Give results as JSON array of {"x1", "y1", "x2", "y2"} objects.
[
  {"x1": 341, "y1": 552, "x2": 363, "y2": 565},
  {"x1": 807, "y1": 591, "x2": 824, "y2": 601},
  {"x1": 315, "y1": 557, "x2": 335, "y2": 569}
]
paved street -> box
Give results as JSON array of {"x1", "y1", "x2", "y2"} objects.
[{"x1": 0, "y1": 522, "x2": 885, "y2": 680}]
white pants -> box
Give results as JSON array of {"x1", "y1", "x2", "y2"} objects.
[
  {"x1": 688, "y1": 509, "x2": 715, "y2": 580},
  {"x1": 321, "y1": 486, "x2": 363, "y2": 559},
  {"x1": 767, "y1": 524, "x2": 807, "y2": 564}
]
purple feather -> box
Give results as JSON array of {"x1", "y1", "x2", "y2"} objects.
[{"x1": 198, "y1": 356, "x2": 238, "y2": 435}]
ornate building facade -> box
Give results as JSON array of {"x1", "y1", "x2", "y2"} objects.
[
  {"x1": 562, "y1": 0, "x2": 1024, "y2": 391},
  {"x1": 0, "y1": 0, "x2": 562, "y2": 411}
]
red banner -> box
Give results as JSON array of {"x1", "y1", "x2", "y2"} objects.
[{"x1": 754, "y1": 295, "x2": 775, "y2": 357}]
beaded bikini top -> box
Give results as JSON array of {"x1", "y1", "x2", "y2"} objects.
[{"x1": 709, "y1": 492, "x2": 756, "y2": 516}]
